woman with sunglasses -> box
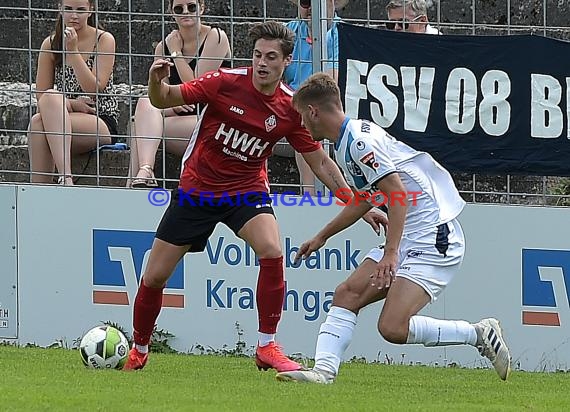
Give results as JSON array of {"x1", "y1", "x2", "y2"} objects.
[
  {"x1": 29, "y1": 0, "x2": 118, "y2": 185},
  {"x1": 128, "y1": 0, "x2": 231, "y2": 188},
  {"x1": 385, "y1": 0, "x2": 440, "y2": 34}
]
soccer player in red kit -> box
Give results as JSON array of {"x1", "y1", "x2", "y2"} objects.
[{"x1": 123, "y1": 21, "x2": 385, "y2": 372}]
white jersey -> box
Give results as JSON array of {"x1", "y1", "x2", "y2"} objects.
[{"x1": 334, "y1": 117, "x2": 465, "y2": 234}]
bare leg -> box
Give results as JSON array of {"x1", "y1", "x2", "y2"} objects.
[
  {"x1": 36, "y1": 90, "x2": 73, "y2": 180},
  {"x1": 378, "y1": 277, "x2": 432, "y2": 343},
  {"x1": 30, "y1": 94, "x2": 111, "y2": 184},
  {"x1": 132, "y1": 97, "x2": 164, "y2": 174},
  {"x1": 126, "y1": 120, "x2": 138, "y2": 187},
  {"x1": 163, "y1": 115, "x2": 196, "y2": 158},
  {"x1": 130, "y1": 99, "x2": 196, "y2": 186},
  {"x1": 28, "y1": 113, "x2": 55, "y2": 183},
  {"x1": 58, "y1": 113, "x2": 112, "y2": 185}
]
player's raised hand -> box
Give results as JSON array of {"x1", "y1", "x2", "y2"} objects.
[
  {"x1": 294, "y1": 235, "x2": 327, "y2": 263},
  {"x1": 149, "y1": 59, "x2": 173, "y2": 83}
]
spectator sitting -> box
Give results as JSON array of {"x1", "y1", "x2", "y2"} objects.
[
  {"x1": 273, "y1": 0, "x2": 348, "y2": 195},
  {"x1": 128, "y1": 0, "x2": 231, "y2": 188},
  {"x1": 385, "y1": 0, "x2": 441, "y2": 34},
  {"x1": 28, "y1": 0, "x2": 118, "y2": 185}
]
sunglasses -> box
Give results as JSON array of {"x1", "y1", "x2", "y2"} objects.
[
  {"x1": 172, "y1": 3, "x2": 198, "y2": 14},
  {"x1": 385, "y1": 14, "x2": 424, "y2": 30}
]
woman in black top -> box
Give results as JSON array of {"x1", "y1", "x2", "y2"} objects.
[{"x1": 129, "y1": 0, "x2": 231, "y2": 188}]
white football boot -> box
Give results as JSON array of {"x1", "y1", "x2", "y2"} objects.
[
  {"x1": 276, "y1": 368, "x2": 335, "y2": 384},
  {"x1": 474, "y1": 318, "x2": 511, "y2": 380}
]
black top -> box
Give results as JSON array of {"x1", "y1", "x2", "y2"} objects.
[{"x1": 163, "y1": 27, "x2": 231, "y2": 86}]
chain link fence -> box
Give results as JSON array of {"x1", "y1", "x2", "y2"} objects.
[{"x1": 0, "y1": 0, "x2": 569, "y2": 204}]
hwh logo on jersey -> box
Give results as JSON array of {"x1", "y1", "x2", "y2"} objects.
[{"x1": 214, "y1": 123, "x2": 270, "y2": 158}]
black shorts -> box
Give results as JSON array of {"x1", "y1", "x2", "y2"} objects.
[{"x1": 155, "y1": 189, "x2": 275, "y2": 252}]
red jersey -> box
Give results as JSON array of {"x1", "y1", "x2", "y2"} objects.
[{"x1": 178, "y1": 66, "x2": 321, "y2": 196}]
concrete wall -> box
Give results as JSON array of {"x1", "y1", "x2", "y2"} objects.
[{"x1": 2, "y1": 1, "x2": 569, "y2": 84}]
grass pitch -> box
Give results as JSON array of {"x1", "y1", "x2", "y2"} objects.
[{"x1": 1, "y1": 346, "x2": 569, "y2": 411}]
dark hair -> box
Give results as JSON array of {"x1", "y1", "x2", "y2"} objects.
[
  {"x1": 51, "y1": 1, "x2": 98, "y2": 66},
  {"x1": 293, "y1": 72, "x2": 342, "y2": 111},
  {"x1": 248, "y1": 21, "x2": 295, "y2": 57}
]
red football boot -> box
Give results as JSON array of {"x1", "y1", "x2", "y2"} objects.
[{"x1": 255, "y1": 342, "x2": 302, "y2": 372}]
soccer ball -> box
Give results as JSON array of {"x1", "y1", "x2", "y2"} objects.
[{"x1": 79, "y1": 325, "x2": 129, "y2": 369}]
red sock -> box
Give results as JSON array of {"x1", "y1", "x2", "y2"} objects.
[
  {"x1": 256, "y1": 256, "x2": 284, "y2": 334},
  {"x1": 133, "y1": 281, "x2": 164, "y2": 346}
]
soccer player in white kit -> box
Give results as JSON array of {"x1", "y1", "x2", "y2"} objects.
[{"x1": 276, "y1": 72, "x2": 511, "y2": 383}]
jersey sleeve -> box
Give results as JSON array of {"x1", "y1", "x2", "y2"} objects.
[
  {"x1": 348, "y1": 133, "x2": 396, "y2": 188},
  {"x1": 179, "y1": 70, "x2": 224, "y2": 105}
]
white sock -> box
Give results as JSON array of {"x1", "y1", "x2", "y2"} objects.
[
  {"x1": 258, "y1": 333, "x2": 275, "y2": 347},
  {"x1": 314, "y1": 306, "x2": 357, "y2": 376},
  {"x1": 406, "y1": 315, "x2": 477, "y2": 347},
  {"x1": 135, "y1": 344, "x2": 148, "y2": 354}
]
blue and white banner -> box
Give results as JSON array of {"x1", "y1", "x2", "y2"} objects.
[{"x1": 338, "y1": 23, "x2": 570, "y2": 175}]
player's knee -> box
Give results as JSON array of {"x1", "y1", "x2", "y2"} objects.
[
  {"x1": 256, "y1": 244, "x2": 282, "y2": 259},
  {"x1": 332, "y1": 281, "x2": 363, "y2": 311},
  {"x1": 141, "y1": 271, "x2": 169, "y2": 288},
  {"x1": 378, "y1": 318, "x2": 408, "y2": 344}
]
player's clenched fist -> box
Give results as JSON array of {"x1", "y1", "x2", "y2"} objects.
[{"x1": 149, "y1": 59, "x2": 173, "y2": 83}]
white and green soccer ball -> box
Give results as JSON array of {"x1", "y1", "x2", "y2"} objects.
[{"x1": 79, "y1": 325, "x2": 129, "y2": 369}]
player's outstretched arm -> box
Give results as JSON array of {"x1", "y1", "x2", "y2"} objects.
[
  {"x1": 301, "y1": 148, "x2": 349, "y2": 195},
  {"x1": 370, "y1": 173, "x2": 407, "y2": 288},
  {"x1": 374, "y1": 173, "x2": 407, "y2": 255},
  {"x1": 147, "y1": 59, "x2": 185, "y2": 109},
  {"x1": 296, "y1": 199, "x2": 372, "y2": 262},
  {"x1": 302, "y1": 148, "x2": 388, "y2": 235}
]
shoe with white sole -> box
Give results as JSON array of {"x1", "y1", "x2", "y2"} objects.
[
  {"x1": 275, "y1": 368, "x2": 335, "y2": 384},
  {"x1": 474, "y1": 318, "x2": 511, "y2": 380}
]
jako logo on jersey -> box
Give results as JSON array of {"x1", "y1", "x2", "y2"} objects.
[
  {"x1": 214, "y1": 123, "x2": 270, "y2": 158},
  {"x1": 265, "y1": 115, "x2": 277, "y2": 132},
  {"x1": 229, "y1": 105, "x2": 244, "y2": 115},
  {"x1": 521, "y1": 248, "x2": 570, "y2": 326},
  {"x1": 92, "y1": 229, "x2": 185, "y2": 308}
]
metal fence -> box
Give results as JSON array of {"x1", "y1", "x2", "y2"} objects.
[{"x1": 0, "y1": 0, "x2": 569, "y2": 205}]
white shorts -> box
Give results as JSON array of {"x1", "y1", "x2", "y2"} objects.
[{"x1": 364, "y1": 218, "x2": 465, "y2": 302}]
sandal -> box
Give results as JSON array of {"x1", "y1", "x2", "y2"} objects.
[
  {"x1": 131, "y1": 165, "x2": 158, "y2": 188},
  {"x1": 57, "y1": 175, "x2": 74, "y2": 185}
]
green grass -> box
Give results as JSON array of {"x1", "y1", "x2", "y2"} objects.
[{"x1": 1, "y1": 346, "x2": 570, "y2": 411}]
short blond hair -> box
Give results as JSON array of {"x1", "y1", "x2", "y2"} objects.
[
  {"x1": 292, "y1": 72, "x2": 342, "y2": 112},
  {"x1": 386, "y1": 0, "x2": 427, "y2": 17}
]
